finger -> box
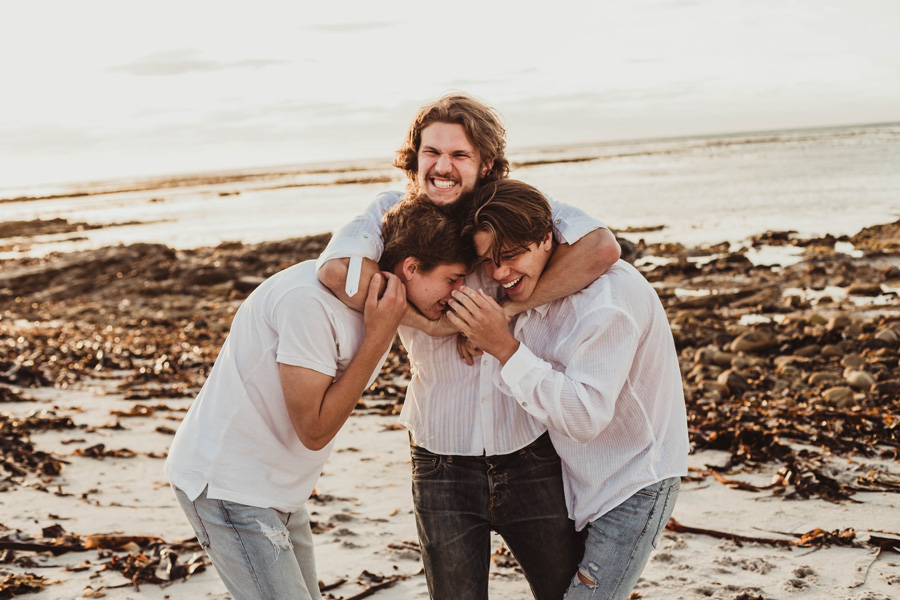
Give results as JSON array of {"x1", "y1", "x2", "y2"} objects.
[
  {"x1": 447, "y1": 298, "x2": 474, "y2": 323},
  {"x1": 445, "y1": 310, "x2": 468, "y2": 334},
  {"x1": 479, "y1": 289, "x2": 504, "y2": 312},
  {"x1": 459, "y1": 285, "x2": 487, "y2": 307},
  {"x1": 365, "y1": 272, "x2": 382, "y2": 309}
]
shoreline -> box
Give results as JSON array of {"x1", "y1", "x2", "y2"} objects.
[{"x1": 2, "y1": 219, "x2": 899, "y2": 599}]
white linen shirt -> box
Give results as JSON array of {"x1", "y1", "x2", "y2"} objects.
[
  {"x1": 165, "y1": 261, "x2": 387, "y2": 512},
  {"x1": 315, "y1": 190, "x2": 604, "y2": 456},
  {"x1": 496, "y1": 260, "x2": 689, "y2": 530}
]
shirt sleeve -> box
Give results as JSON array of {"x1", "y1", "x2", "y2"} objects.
[
  {"x1": 315, "y1": 191, "x2": 404, "y2": 269},
  {"x1": 499, "y1": 307, "x2": 640, "y2": 443},
  {"x1": 543, "y1": 190, "x2": 607, "y2": 245},
  {"x1": 272, "y1": 287, "x2": 342, "y2": 377}
]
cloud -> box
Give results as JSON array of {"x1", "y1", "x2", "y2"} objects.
[{"x1": 108, "y1": 49, "x2": 286, "y2": 77}]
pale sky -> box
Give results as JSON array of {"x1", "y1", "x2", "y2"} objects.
[{"x1": 1, "y1": 0, "x2": 898, "y2": 189}]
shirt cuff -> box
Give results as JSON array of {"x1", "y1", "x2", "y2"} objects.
[{"x1": 499, "y1": 343, "x2": 543, "y2": 390}]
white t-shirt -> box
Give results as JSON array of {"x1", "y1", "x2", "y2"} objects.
[
  {"x1": 315, "y1": 190, "x2": 605, "y2": 456},
  {"x1": 497, "y1": 260, "x2": 689, "y2": 530},
  {"x1": 165, "y1": 261, "x2": 386, "y2": 512}
]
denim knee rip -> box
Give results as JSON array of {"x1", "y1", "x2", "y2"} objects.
[
  {"x1": 258, "y1": 520, "x2": 292, "y2": 561},
  {"x1": 577, "y1": 562, "x2": 600, "y2": 587}
]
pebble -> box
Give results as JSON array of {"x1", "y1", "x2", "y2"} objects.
[
  {"x1": 730, "y1": 330, "x2": 778, "y2": 354},
  {"x1": 843, "y1": 369, "x2": 875, "y2": 391},
  {"x1": 822, "y1": 386, "x2": 855, "y2": 408}
]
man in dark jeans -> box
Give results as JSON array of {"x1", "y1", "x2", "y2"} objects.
[{"x1": 317, "y1": 93, "x2": 620, "y2": 599}]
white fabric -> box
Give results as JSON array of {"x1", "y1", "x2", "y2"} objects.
[
  {"x1": 316, "y1": 190, "x2": 605, "y2": 456},
  {"x1": 165, "y1": 261, "x2": 386, "y2": 512},
  {"x1": 497, "y1": 260, "x2": 689, "y2": 530}
]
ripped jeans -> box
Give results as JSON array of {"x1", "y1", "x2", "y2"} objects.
[
  {"x1": 564, "y1": 477, "x2": 680, "y2": 600},
  {"x1": 173, "y1": 486, "x2": 321, "y2": 600}
]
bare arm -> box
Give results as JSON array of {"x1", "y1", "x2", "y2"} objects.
[
  {"x1": 503, "y1": 227, "x2": 620, "y2": 318},
  {"x1": 280, "y1": 272, "x2": 406, "y2": 451},
  {"x1": 318, "y1": 257, "x2": 458, "y2": 337}
]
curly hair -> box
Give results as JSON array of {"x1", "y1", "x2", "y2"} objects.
[{"x1": 393, "y1": 93, "x2": 511, "y2": 191}]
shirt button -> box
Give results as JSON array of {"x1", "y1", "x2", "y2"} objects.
[
  {"x1": 483, "y1": 359, "x2": 489, "y2": 366},
  {"x1": 362, "y1": 233, "x2": 369, "y2": 238},
  {"x1": 554, "y1": 218, "x2": 561, "y2": 224},
  {"x1": 522, "y1": 402, "x2": 528, "y2": 407},
  {"x1": 481, "y1": 398, "x2": 487, "y2": 404}
]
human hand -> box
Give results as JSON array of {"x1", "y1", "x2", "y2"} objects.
[
  {"x1": 456, "y1": 333, "x2": 484, "y2": 366},
  {"x1": 446, "y1": 286, "x2": 519, "y2": 364},
  {"x1": 363, "y1": 272, "x2": 407, "y2": 346}
]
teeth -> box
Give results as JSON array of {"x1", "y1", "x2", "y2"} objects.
[
  {"x1": 433, "y1": 179, "x2": 455, "y2": 189},
  {"x1": 438, "y1": 300, "x2": 446, "y2": 306},
  {"x1": 502, "y1": 277, "x2": 522, "y2": 289}
]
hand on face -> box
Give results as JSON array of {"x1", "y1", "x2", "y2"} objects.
[
  {"x1": 446, "y1": 285, "x2": 519, "y2": 364},
  {"x1": 363, "y1": 272, "x2": 407, "y2": 345}
]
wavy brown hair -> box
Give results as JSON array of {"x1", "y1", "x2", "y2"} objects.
[
  {"x1": 379, "y1": 194, "x2": 476, "y2": 273},
  {"x1": 393, "y1": 93, "x2": 511, "y2": 191},
  {"x1": 461, "y1": 180, "x2": 553, "y2": 266}
]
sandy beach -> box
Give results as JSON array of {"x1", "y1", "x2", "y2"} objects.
[{"x1": 2, "y1": 214, "x2": 899, "y2": 599}]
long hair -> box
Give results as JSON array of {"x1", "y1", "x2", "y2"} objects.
[{"x1": 393, "y1": 93, "x2": 511, "y2": 191}]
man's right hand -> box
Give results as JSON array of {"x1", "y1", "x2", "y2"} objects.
[{"x1": 363, "y1": 272, "x2": 407, "y2": 346}]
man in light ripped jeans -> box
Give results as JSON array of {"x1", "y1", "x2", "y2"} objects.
[
  {"x1": 449, "y1": 179, "x2": 689, "y2": 600},
  {"x1": 165, "y1": 199, "x2": 475, "y2": 600}
]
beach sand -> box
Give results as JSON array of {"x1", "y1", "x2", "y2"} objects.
[{"x1": 2, "y1": 221, "x2": 899, "y2": 599}]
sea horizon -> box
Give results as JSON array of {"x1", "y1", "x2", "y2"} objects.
[{"x1": 2, "y1": 120, "x2": 899, "y2": 260}]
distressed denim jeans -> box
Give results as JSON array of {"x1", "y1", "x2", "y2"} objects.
[
  {"x1": 411, "y1": 432, "x2": 583, "y2": 600},
  {"x1": 564, "y1": 477, "x2": 681, "y2": 600},
  {"x1": 173, "y1": 486, "x2": 321, "y2": 600}
]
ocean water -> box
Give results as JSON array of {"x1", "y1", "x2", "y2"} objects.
[{"x1": 1, "y1": 123, "x2": 898, "y2": 259}]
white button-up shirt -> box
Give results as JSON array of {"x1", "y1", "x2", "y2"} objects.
[
  {"x1": 496, "y1": 260, "x2": 689, "y2": 529},
  {"x1": 316, "y1": 190, "x2": 604, "y2": 456}
]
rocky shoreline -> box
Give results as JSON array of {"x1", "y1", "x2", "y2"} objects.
[
  {"x1": 2, "y1": 219, "x2": 899, "y2": 597},
  {"x1": 3, "y1": 221, "x2": 899, "y2": 469}
]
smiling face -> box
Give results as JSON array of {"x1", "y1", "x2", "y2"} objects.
[
  {"x1": 400, "y1": 259, "x2": 469, "y2": 320},
  {"x1": 416, "y1": 122, "x2": 492, "y2": 206},
  {"x1": 474, "y1": 230, "x2": 553, "y2": 303}
]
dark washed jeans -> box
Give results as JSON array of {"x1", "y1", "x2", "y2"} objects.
[{"x1": 411, "y1": 432, "x2": 583, "y2": 600}]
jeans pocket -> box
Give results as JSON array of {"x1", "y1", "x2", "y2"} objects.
[
  {"x1": 525, "y1": 434, "x2": 561, "y2": 463},
  {"x1": 410, "y1": 448, "x2": 442, "y2": 479},
  {"x1": 649, "y1": 479, "x2": 680, "y2": 548}
]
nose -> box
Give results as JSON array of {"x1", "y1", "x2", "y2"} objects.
[
  {"x1": 435, "y1": 153, "x2": 452, "y2": 174},
  {"x1": 492, "y1": 263, "x2": 511, "y2": 281}
]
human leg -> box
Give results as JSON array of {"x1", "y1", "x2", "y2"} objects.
[
  {"x1": 564, "y1": 477, "x2": 681, "y2": 600},
  {"x1": 490, "y1": 433, "x2": 583, "y2": 600},
  {"x1": 173, "y1": 486, "x2": 320, "y2": 600},
  {"x1": 410, "y1": 444, "x2": 492, "y2": 600}
]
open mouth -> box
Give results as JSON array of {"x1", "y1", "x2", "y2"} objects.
[
  {"x1": 501, "y1": 276, "x2": 523, "y2": 293},
  {"x1": 430, "y1": 175, "x2": 458, "y2": 190}
]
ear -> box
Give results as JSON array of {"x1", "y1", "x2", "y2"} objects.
[
  {"x1": 400, "y1": 256, "x2": 420, "y2": 281},
  {"x1": 539, "y1": 231, "x2": 553, "y2": 252},
  {"x1": 480, "y1": 159, "x2": 494, "y2": 179}
]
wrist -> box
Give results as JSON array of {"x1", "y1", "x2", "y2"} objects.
[{"x1": 492, "y1": 339, "x2": 520, "y2": 366}]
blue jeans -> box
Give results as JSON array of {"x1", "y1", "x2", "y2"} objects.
[
  {"x1": 173, "y1": 486, "x2": 321, "y2": 600},
  {"x1": 411, "y1": 432, "x2": 582, "y2": 600},
  {"x1": 564, "y1": 477, "x2": 681, "y2": 600}
]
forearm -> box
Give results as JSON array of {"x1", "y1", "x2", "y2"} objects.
[
  {"x1": 318, "y1": 258, "x2": 379, "y2": 312},
  {"x1": 501, "y1": 346, "x2": 609, "y2": 443},
  {"x1": 506, "y1": 228, "x2": 620, "y2": 316},
  {"x1": 299, "y1": 336, "x2": 391, "y2": 449}
]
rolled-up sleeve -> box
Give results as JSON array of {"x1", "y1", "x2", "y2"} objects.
[
  {"x1": 316, "y1": 191, "x2": 404, "y2": 268},
  {"x1": 544, "y1": 192, "x2": 607, "y2": 245}
]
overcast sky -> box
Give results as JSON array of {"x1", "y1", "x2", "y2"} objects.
[{"x1": 2, "y1": 0, "x2": 898, "y2": 189}]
